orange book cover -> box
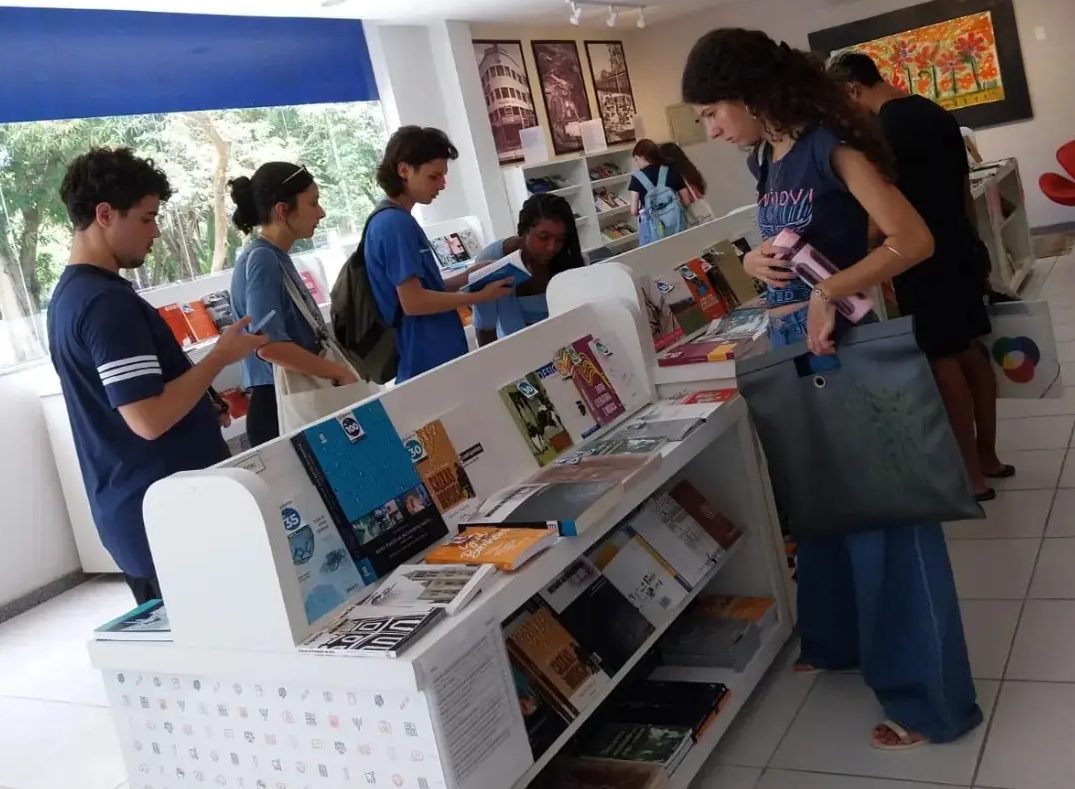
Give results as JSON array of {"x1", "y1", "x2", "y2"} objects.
[
  {"x1": 668, "y1": 480, "x2": 742, "y2": 549},
  {"x1": 424, "y1": 526, "x2": 556, "y2": 571},
  {"x1": 182, "y1": 300, "x2": 220, "y2": 342},
  {"x1": 406, "y1": 420, "x2": 476, "y2": 513},
  {"x1": 678, "y1": 388, "x2": 738, "y2": 405},
  {"x1": 158, "y1": 303, "x2": 196, "y2": 346},
  {"x1": 693, "y1": 595, "x2": 774, "y2": 624},
  {"x1": 677, "y1": 259, "x2": 727, "y2": 321},
  {"x1": 218, "y1": 388, "x2": 250, "y2": 419}
]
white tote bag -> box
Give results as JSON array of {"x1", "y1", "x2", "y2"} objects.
[
  {"x1": 274, "y1": 267, "x2": 375, "y2": 434},
  {"x1": 684, "y1": 184, "x2": 715, "y2": 226},
  {"x1": 983, "y1": 300, "x2": 1063, "y2": 399}
]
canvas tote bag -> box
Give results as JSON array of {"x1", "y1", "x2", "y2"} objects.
[
  {"x1": 736, "y1": 317, "x2": 983, "y2": 537},
  {"x1": 684, "y1": 183, "x2": 715, "y2": 226},
  {"x1": 983, "y1": 299, "x2": 1063, "y2": 399},
  {"x1": 275, "y1": 264, "x2": 375, "y2": 434}
]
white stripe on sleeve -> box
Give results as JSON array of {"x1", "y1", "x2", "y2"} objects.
[
  {"x1": 97, "y1": 355, "x2": 158, "y2": 375},
  {"x1": 101, "y1": 366, "x2": 162, "y2": 387}
]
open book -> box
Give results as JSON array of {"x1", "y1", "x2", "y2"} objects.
[{"x1": 462, "y1": 249, "x2": 532, "y2": 292}]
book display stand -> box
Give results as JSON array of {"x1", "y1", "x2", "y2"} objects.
[
  {"x1": 87, "y1": 299, "x2": 793, "y2": 789},
  {"x1": 969, "y1": 158, "x2": 1034, "y2": 295}
]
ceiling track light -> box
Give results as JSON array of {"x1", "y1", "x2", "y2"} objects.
[
  {"x1": 606, "y1": 5, "x2": 618, "y2": 26},
  {"x1": 567, "y1": 0, "x2": 582, "y2": 24},
  {"x1": 637, "y1": 7, "x2": 646, "y2": 27},
  {"x1": 566, "y1": 1, "x2": 646, "y2": 26}
]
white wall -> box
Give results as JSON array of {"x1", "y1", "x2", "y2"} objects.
[
  {"x1": 0, "y1": 363, "x2": 80, "y2": 607},
  {"x1": 623, "y1": 0, "x2": 1075, "y2": 229}
]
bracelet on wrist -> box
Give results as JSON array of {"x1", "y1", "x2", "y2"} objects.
[{"x1": 811, "y1": 286, "x2": 834, "y2": 305}]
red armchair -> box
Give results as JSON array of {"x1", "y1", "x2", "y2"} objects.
[{"x1": 1041, "y1": 140, "x2": 1075, "y2": 207}]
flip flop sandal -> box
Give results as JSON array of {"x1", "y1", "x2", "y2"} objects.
[
  {"x1": 792, "y1": 663, "x2": 825, "y2": 676},
  {"x1": 871, "y1": 720, "x2": 928, "y2": 751},
  {"x1": 976, "y1": 488, "x2": 997, "y2": 503},
  {"x1": 984, "y1": 465, "x2": 1016, "y2": 479}
]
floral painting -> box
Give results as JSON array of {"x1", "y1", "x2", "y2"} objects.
[
  {"x1": 809, "y1": 0, "x2": 1032, "y2": 128},
  {"x1": 838, "y1": 12, "x2": 1002, "y2": 111}
]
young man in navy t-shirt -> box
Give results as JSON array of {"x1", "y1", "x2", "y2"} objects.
[
  {"x1": 47, "y1": 148, "x2": 268, "y2": 604},
  {"x1": 363, "y1": 126, "x2": 512, "y2": 382}
]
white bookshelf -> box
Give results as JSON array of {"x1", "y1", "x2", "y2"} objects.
[
  {"x1": 87, "y1": 299, "x2": 792, "y2": 789},
  {"x1": 501, "y1": 146, "x2": 641, "y2": 262},
  {"x1": 970, "y1": 158, "x2": 1034, "y2": 294}
]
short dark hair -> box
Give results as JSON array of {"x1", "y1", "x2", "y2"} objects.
[
  {"x1": 517, "y1": 193, "x2": 584, "y2": 275},
  {"x1": 376, "y1": 126, "x2": 459, "y2": 198},
  {"x1": 59, "y1": 147, "x2": 173, "y2": 231},
  {"x1": 827, "y1": 51, "x2": 886, "y2": 87},
  {"x1": 632, "y1": 138, "x2": 662, "y2": 165},
  {"x1": 228, "y1": 162, "x2": 315, "y2": 234}
]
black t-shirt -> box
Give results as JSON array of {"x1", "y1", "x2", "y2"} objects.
[
  {"x1": 628, "y1": 164, "x2": 686, "y2": 198},
  {"x1": 878, "y1": 95, "x2": 979, "y2": 304}
]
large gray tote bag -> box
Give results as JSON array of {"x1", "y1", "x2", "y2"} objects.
[{"x1": 737, "y1": 317, "x2": 984, "y2": 537}]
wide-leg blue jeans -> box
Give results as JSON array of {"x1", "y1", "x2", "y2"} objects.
[{"x1": 768, "y1": 307, "x2": 983, "y2": 742}]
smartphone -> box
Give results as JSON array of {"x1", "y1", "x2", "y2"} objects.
[{"x1": 249, "y1": 310, "x2": 276, "y2": 334}]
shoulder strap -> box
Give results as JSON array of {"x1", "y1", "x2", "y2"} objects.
[
  {"x1": 351, "y1": 203, "x2": 407, "y2": 329},
  {"x1": 280, "y1": 260, "x2": 328, "y2": 343},
  {"x1": 657, "y1": 166, "x2": 669, "y2": 189},
  {"x1": 633, "y1": 168, "x2": 655, "y2": 191}
]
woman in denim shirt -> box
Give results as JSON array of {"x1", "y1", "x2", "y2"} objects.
[
  {"x1": 228, "y1": 163, "x2": 356, "y2": 446},
  {"x1": 682, "y1": 29, "x2": 981, "y2": 750}
]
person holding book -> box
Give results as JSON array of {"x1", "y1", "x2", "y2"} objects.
[
  {"x1": 364, "y1": 126, "x2": 513, "y2": 381},
  {"x1": 472, "y1": 193, "x2": 586, "y2": 346},
  {"x1": 829, "y1": 51, "x2": 1010, "y2": 502},
  {"x1": 48, "y1": 147, "x2": 267, "y2": 605},
  {"x1": 682, "y1": 29, "x2": 981, "y2": 750},
  {"x1": 228, "y1": 162, "x2": 356, "y2": 447},
  {"x1": 629, "y1": 138, "x2": 692, "y2": 245}
]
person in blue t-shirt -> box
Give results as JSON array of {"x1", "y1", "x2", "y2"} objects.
[
  {"x1": 683, "y1": 29, "x2": 981, "y2": 751},
  {"x1": 472, "y1": 194, "x2": 585, "y2": 346},
  {"x1": 47, "y1": 148, "x2": 267, "y2": 604},
  {"x1": 364, "y1": 126, "x2": 513, "y2": 382},
  {"x1": 228, "y1": 162, "x2": 357, "y2": 446}
]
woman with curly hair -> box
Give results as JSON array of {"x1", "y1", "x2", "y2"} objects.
[{"x1": 682, "y1": 29, "x2": 982, "y2": 750}]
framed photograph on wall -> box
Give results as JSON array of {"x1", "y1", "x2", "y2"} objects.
[
  {"x1": 472, "y1": 40, "x2": 540, "y2": 165},
  {"x1": 584, "y1": 40, "x2": 637, "y2": 144},
  {"x1": 531, "y1": 40, "x2": 593, "y2": 155},
  {"x1": 808, "y1": 0, "x2": 1032, "y2": 128}
]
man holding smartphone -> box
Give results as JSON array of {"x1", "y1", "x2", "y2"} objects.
[
  {"x1": 830, "y1": 53, "x2": 1011, "y2": 501},
  {"x1": 48, "y1": 148, "x2": 268, "y2": 604}
]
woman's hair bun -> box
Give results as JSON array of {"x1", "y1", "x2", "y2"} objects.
[{"x1": 227, "y1": 176, "x2": 258, "y2": 234}]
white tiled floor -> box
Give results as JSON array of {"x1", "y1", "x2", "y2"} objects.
[{"x1": 3, "y1": 253, "x2": 1075, "y2": 789}]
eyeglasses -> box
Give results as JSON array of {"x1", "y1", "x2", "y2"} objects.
[{"x1": 281, "y1": 164, "x2": 310, "y2": 184}]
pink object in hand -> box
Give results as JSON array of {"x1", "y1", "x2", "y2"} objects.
[{"x1": 772, "y1": 229, "x2": 874, "y2": 323}]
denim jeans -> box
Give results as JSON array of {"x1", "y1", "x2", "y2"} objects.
[{"x1": 767, "y1": 306, "x2": 982, "y2": 741}]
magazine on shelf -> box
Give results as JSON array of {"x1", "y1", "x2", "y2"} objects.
[
  {"x1": 504, "y1": 598, "x2": 610, "y2": 720},
  {"x1": 365, "y1": 563, "x2": 497, "y2": 616},
  {"x1": 462, "y1": 249, "x2": 532, "y2": 292},
  {"x1": 589, "y1": 525, "x2": 689, "y2": 626},
  {"x1": 537, "y1": 359, "x2": 601, "y2": 443},
  {"x1": 404, "y1": 419, "x2": 477, "y2": 513},
  {"x1": 94, "y1": 599, "x2": 171, "y2": 642},
  {"x1": 540, "y1": 558, "x2": 654, "y2": 674},
  {"x1": 424, "y1": 526, "x2": 557, "y2": 570},
  {"x1": 298, "y1": 604, "x2": 445, "y2": 658},
  {"x1": 225, "y1": 438, "x2": 371, "y2": 624},
  {"x1": 455, "y1": 480, "x2": 620, "y2": 536},
  {"x1": 499, "y1": 372, "x2": 575, "y2": 466},
  {"x1": 291, "y1": 402, "x2": 449, "y2": 583}
]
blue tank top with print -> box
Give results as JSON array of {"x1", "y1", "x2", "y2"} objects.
[{"x1": 747, "y1": 127, "x2": 869, "y2": 309}]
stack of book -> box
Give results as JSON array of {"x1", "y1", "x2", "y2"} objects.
[
  {"x1": 603, "y1": 222, "x2": 637, "y2": 241},
  {"x1": 659, "y1": 595, "x2": 775, "y2": 671},
  {"x1": 594, "y1": 188, "x2": 629, "y2": 212},
  {"x1": 589, "y1": 163, "x2": 625, "y2": 180},
  {"x1": 528, "y1": 175, "x2": 574, "y2": 194}
]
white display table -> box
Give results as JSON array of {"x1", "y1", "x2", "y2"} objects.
[{"x1": 88, "y1": 300, "x2": 792, "y2": 789}]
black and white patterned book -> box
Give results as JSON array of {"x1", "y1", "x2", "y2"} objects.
[{"x1": 298, "y1": 605, "x2": 445, "y2": 658}]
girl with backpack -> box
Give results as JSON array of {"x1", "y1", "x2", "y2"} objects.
[
  {"x1": 681, "y1": 28, "x2": 981, "y2": 751},
  {"x1": 628, "y1": 138, "x2": 691, "y2": 245}
]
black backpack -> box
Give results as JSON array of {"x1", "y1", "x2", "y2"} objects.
[{"x1": 329, "y1": 205, "x2": 402, "y2": 384}]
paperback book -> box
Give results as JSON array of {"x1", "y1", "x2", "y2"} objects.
[
  {"x1": 365, "y1": 563, "x2": 497, "y2": 616},
  {"x1": 626, "y1": 495, "x2": 723, "y2": 589},
  {"x1": 669, "y1": 481, "x2": 742, "y2": 550},
  {"x1": 201, "y1": 290, "x2": 235, "y2": 332},
  {"x1": 299, "y1": 605, "x2": 445, "y2": 658},
  {"x1": 585, "y1": 335, "x2": 650, "y2": 415},
  {"x1": 404, "y1": 419, "x2": 477, "y2": 513},
  {"x1": 556, "y1": 335, "x2": 626, "y2": 426},
  {"x1": 437, "y1": 402, "x2": 536, "y2": 499},
  {"x1": 677, "y1": 259, "x2": 730, "y2": 322},
  {"x1": 588, "y1": 526, "x2": 689, "y2": 626},
  {"x1": 424, "y1": 526, "x2": 557, "y2": 571},
  {"x1": 509, "y1": 654, "x2": 569, "y2": 759},
  {"x1": 503, "y1": 598, "x2": 610, "y2": 720},
  {"x1": 573, "y1": 436, "x2": 667, "y2": 458},
  {"x1": 529, "y1": 453, "x2": 656, "y2": 487},
  {"x1": 226, "y1": 438, "x2": 370, "y2": 624},
  {"x1": 462, "y1": 249, "x2": 532, "y2": 292},
  {"x1": 701, "y1": 239, "x2": 760, "y2": 306},
  {"x1": 291, "y1": 402, "x2": 449, "y2": 583},
  {"x1": 610, "y1": 680, "x2": 730, "y2": 742},
  {"x1": 94, "y1": 599, "x2": 171, "y2": 642},
  {"x1": 456, "y1": 480, "x2": 619, "y2": 536},
  {"x1": 500, "y1": 372, "x2": 575, "y2": 466},
  {"x1": 537, "y1": 360, "x2": 600, "y2": 443},
  {"x1": 578, "y1": 722, "x2": 694, "y2": 772},
  {"x1": 540, "y1": 557, "x2": 654, "y2": 673},
  {"x1": 691, "y1": 595, "x2": 777, "y2": 633}
]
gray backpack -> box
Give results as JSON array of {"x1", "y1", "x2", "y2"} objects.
[{"x1": 329, "y1": 205, "x2": 401, "y2": 384}]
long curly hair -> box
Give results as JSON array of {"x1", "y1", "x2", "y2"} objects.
[
  {"x1": 681, "y1": 28, "x2": 894, "y2": 180},
  {"x1": 517, "y1": 193, "x2": 585, "y2": 276}
]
